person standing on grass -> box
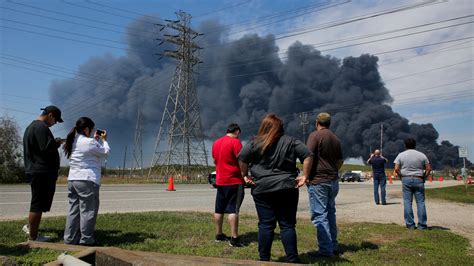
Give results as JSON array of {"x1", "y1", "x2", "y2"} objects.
[
  {"x1": 238, "y1": 114, "x2": 313, "y2": 263},
  {"x1": 22, "y1": 106, "x2": 64, "y2": 241},
  {"x1": 211, "y1": 123, "x2": 245, "y2": 247},
  {"x1": 306, "y1": 112, "x2": 343, "y2": 258},
  {"x1": 367, "y1": 149, "x2": 388, "y2": 205},
  {"x1": 63, "y1": 117, "x2": 110, "y2": 246},
  {"x1": 394, "y1": 138, "x2": 431, "y2": 230}
]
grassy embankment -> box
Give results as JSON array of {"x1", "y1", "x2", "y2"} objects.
[
  {"x1": 426, "y1": 185, "x2": 474, "y2": 204},
  {"x1": 1, "y1": 212, "x2": 472, "y2": 265}
]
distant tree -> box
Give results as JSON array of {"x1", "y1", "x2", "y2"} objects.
[{"x1": 0, "y1": 115, "x2": 25, "y2": 183}]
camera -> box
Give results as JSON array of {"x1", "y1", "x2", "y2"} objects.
[{"x1": 96, "y1": 129, "x2": 104, "y2": 136}]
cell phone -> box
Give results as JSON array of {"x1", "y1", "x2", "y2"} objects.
[{"x1": 96, "y1": 129, "x2": 104, "y2": 136}]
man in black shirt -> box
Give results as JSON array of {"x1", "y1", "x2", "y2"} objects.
[{"x1": 23, "y1": 106, "x2": 63, "y2": 241}]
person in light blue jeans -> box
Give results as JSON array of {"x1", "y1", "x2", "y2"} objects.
[
  {"x1": 307, "y1": 180, "x2": 339, "y2": 256},
  {"x1": 394, "y1": 138, "x2": 431, "y2": 230},
  {"x1": 402, "y1": 177, "x2": 426, "y2": 228},
  {"x1": 306, "y1": 113, "x2": 343, "y2": 257}
]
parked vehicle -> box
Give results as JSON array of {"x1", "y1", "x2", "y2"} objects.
[
  {"x1": 341, "y1": 172, "x2": 362, "y2": 182},
  {"x1": 208, "y1": 171, "x2": 218, "y2": 188},
  {"x1": 208, "y1": 171, "x2": 251, "y2": 188}
]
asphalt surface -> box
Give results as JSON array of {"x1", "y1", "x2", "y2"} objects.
[{"x1": 1, "y1": 180, "x2": 472, "y2": 245}]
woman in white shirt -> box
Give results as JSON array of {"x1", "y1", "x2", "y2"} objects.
[{"x1": 63, "y1": 117, "x2": 110, "y2": 246}]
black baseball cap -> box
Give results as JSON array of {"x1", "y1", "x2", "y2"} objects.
[{"x1": 40, "y1": 106, "x2": 64, "y2": 123}]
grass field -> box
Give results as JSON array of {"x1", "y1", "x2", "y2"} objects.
[
  {"x1": 0, "y1": 212, "x2": 472, "y2": 265},
  {"x1": 426, "y1": 185, "x2": 474, "y2": 204}
]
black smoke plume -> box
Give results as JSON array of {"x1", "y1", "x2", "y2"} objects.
[{"x1": 50, "y1": 16, "x2": 469, "y2": 169}]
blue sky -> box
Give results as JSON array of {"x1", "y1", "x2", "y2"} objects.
[{"x1": 1, "y1": 0, "x2": 473, "y2": 165}]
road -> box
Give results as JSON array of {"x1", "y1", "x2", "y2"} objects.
[{"x1": 1, "y1": 180, "x2": 472, "y2": 245}]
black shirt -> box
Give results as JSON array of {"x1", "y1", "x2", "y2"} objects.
[
  {"x1": 23, "y1": 120, "x2": 60, "y2": 175},
  {"x1": 238, "y1": 135, "x2": 312, "y2": 195}
]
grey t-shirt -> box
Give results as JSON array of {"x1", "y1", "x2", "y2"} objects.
[{"x1": 394, "y1": 149, "x2": 430, "y2": 177}]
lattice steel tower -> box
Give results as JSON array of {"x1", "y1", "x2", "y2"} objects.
[
  {"x1": 148, "y1": 11, "x2": 208, "y2": 181},
  {"x1": 130, "y1": 108, "x2": 144, "y2": 177}
]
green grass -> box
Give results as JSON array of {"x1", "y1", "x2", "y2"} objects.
[
  {"x1": 426, "y1": 185, "x2": 474, "y2": 204},
  {"x1": 1, "y1": 212, "x2": 473, "y2": 265}
]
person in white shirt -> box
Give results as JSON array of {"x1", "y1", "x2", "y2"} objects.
[{"x1": 62, "y1": 117, "x2": 110, "y2": 245}]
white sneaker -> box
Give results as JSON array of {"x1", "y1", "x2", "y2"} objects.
[
  {"x1": 22, "y1": 224, "x2": 30, "y2": 235},
  {"x1": 32, "y1": 235, "x2": 53, "y2": 242}
]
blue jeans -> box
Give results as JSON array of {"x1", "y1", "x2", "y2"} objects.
[
  {"x1": 252, "y1": 189, "x2": 299, "y2": 262},
  {"x1": 373, "y1": 174, "x2": 386, "y2": 204},
  {"x1": 402, "y1": 177, "x2": 427, "y2": 229},
  {"x1": 307, "y1": 180, "x2": 339, "y2": 256}
]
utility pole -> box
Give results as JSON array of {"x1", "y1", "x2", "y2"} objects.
[
  {"x1": 149, "y1": 11, "x2": 208, "y2": 182},
  {"x1": 298, "y1": 112, "x2": 309, "y2": 142},
  {"x1": 122, "y1": 145, "x2": 127, "y2": 178},
  {"x1": 380, "y1": 123, "x2": 384, "y2": 155}
]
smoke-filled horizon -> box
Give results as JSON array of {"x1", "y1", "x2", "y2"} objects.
[{"x1": 50, "y1": 16, "x2": 468, "y2": 169}]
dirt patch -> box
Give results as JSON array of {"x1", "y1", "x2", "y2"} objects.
[{"x1": 367, "y1": 233, "x2": 403, "y2": 245}]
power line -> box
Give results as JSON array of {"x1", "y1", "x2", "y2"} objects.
[
  {"x1": 198, "y1": 0, "x2": 340, "y2": 33},
  {"x1": 224, "y1": 0, "x2": 351, "y2": 37},
  {"x1": 315, "y1": 21, "x2": 474, "y2": 53},
  {"x1": 193, "y1": 0, "x2": 253, "y2": 18},
  {"x1": 199, "y1": 58, "x2": 473, "y2": 119},
  {"x1": 86, "y1": 0, "x2": 164, "y2": 21},
  {"x1": 0, "y1": 18, "x2": 132, "y2": 46},
  {"x1": 61, "y1": 0, "x2": 161, "y2": 25},
  {"x1": 0, "y1": 6, "x2": 142, "y2": 37},
  {"x1": 5, "y1": 0, "x2": 157, "y2": 34},
  {"x1": 199, "y1": 16, "x2": 474, "y2": 71},
  {"x1": 272, "y1": 0, "x2": 443, "y2": 42},
  {"x1": 0, "y1": 25, "x2": 135, "y2": 51},
  {"x1": 203, "y1": 0, "x2": 444, "y2": 48},
  {"x1": 3, "y1": 36, "x2": 471, "y2": 124}
]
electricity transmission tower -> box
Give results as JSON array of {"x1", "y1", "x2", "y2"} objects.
[
  {"x1": 130, "y1": 109, "x2": 144, "y2": 177},
  {"x1": 148, "y1": 11, "x2": 209, "y2": 182}
]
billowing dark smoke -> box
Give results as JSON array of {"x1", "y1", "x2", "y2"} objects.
[{"x1": 50, "y1": 16, "x2": 468, "y2": 169}]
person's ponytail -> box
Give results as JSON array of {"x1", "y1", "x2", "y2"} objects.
[
  {"x1": 63, "y1": 127, "x2": 76, "y2": 159},
  {"x1": 63, "y1": 117, "x2": 95, "y2": 159}
]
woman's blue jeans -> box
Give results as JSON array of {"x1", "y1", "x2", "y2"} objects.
[{"x1": 252, "y1": 188, "x2": 299, "y2": 262}]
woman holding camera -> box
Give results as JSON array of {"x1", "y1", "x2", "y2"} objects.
[
  {"x1": 238, "y1": 114, "x2": 313, "y2": 263},
  {"x1": 63, "y1": 117, "x2": 110, "y2": 246}
]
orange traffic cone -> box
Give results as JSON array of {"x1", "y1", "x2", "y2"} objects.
[
  {"x1": 389, "y1": 175, "x2": 393, "y2": 184},
  {"x1": 428, "y1": 176, "x2": 433, "y2": 182},
  {"x1": 166, "y1": 176, "x2": 176, "y2": 191},
  {"x1": 438, "y1": 176, "x2": 444, "y2": 182}
]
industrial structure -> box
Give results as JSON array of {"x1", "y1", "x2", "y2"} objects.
[{"x1": 148, "y1": 11, "x2": 209, "y2": 182}]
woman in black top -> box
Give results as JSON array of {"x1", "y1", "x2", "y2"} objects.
[{"x1": 238, "y1": 113, "x2": 313, "y2": 263}]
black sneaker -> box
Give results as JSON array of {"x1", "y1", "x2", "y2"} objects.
[
  {"x1": 229, "y1": 237, "x2": 244, "y2": 247},
  {"x1": 215, "y1": 233, "x2": 229, "y2": 242}
]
